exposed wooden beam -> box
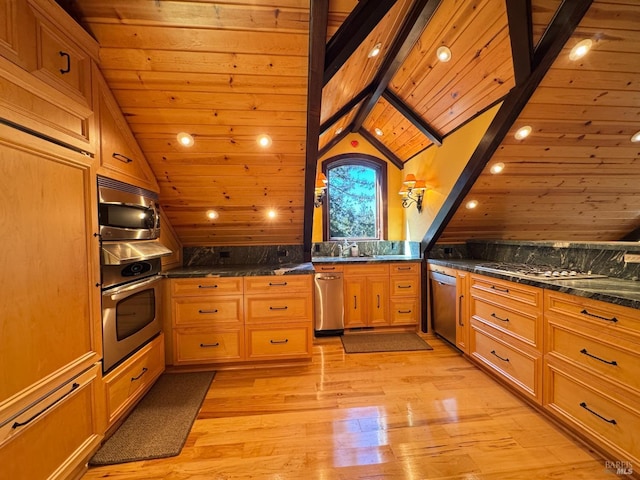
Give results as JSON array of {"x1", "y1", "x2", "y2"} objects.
[
  {"x1": 420, "y1": 0, "x2": 594, "y2": 255},
  {"x1": 353, "y1": 0, "x2": 442, "y2": 130},
  {"x1": 318, "y1": 126, "x2": 352, "y2": 159},
  {"x1": 323, "y1": 0, "x2": 397, "y2": 86},
  {"x1": 319, "y1": 86, "x2": 373, "y2": 135},
  {"x1": 382, "y1": 89, "x2": 442, "y2": 146},
  {"x1": 358, "y1": 128, "x2": 404, "y2": 169},
  {"x1": 506, "y1": 0, "x2": 533, "y2": 85},
  {"x1": 303, "y1": 0, "x2": 329, "y2": 260}
]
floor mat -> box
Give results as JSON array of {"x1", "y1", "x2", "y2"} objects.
[{"x1": 341, "y1": 333, "x2": 433, "y2": 353}]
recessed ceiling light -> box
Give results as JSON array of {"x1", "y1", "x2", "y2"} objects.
[
  {"x1": 335, "y1": 127, "x2": 343, "y2": 135},
  {"x1": 436, "y1": 46, "x2": 452, "y2": 62},
  {"x1": 177, "y1": 132, "x2": 194, "y2": 147},
  {"x1": 466, "y1": 200, "x2": 479, "y2": 209},
  {"x1": 374, "y1": 127, "x2": 384, "y2": 136},
  {"x1": 206, "y1": 209, "x2": 218, "y2": 220},
  {"x1": 631, "y1": 130, "x2": 640, "y2": 143},
  {"x1": 368, "y1": 42, "x2": 382, "y2": 58},
  {"x1": 267, "y1": 209, "x2": 277, "y2": 219},
  {"x1": 257, "y1": 134, "x2": 272, "y2": 148},
  {"x1": 514, "y1": 125, "x2": 532, "y2": 140},
  {"x1": 569, "y1": 39, "x2": 592, "y2": 61},
  {"x1": 490, "y1": 162, "x2": 505, "y2": 174}
]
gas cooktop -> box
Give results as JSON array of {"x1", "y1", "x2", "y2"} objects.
[{"x1": 475, "y1": 262, "x2": 607, "y2": 280}]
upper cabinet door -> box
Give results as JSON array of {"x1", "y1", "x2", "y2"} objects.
[
  {"x1": 94, "y1": 66, "x2": 160, "y2": 193},
  {"x1": 0, "y1": 0, "x2": 37, "y2": 69}
]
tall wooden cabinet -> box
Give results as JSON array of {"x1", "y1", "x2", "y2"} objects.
[{"x1": 0, "y1": 126, "x2": 102, "y2": 479}]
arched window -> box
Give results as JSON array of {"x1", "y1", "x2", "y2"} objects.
[{"x1": 322, "y1": 154, "x2": 387, "y2": 240}]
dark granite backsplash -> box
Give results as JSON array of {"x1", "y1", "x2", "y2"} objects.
[
  {"x1": 184, "y1": 245, "x2": 304, "y2": 266},
  {"x1": 312, "y1": 240, "x2": 420, "y2": 258},
  {"x1": 444, "y1": 240, "x2": 640, "y2": 281}
]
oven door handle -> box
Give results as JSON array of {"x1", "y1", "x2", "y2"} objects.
[{"x1": 107, "y1": 275, "x2": 162, "y2": 301}]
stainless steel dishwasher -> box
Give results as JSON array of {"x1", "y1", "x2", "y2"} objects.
[
  {"x1": 430, "y1": 271, "x2": 457, "y2": 346},
  {"x1": 314, "y1": 272, "x2": 344, "y2": 336}
]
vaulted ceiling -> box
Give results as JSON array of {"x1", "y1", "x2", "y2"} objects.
[{"x1": 58, "y1": 0, "x2": 640, "y2": 253}]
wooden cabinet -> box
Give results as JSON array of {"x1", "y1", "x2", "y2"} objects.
[
  {"x1": 101, "y1": 333, "x2": 165, "y2": 430},
  {"x1": 0, "y1": 0, "x2": 98, "y2": 152},
  {"x1": 389, "y1": 262, "x2": 421, "y2": 327},
  {"x1": 169, "y1": 275, "x2": 313, "y2": 365},
  {"x1": 94, "y1": 66, "x2": 159, "y2": 192},
  {"x1": 544, "y1": 290, "x2": 640, "y2": 467},
  {"x1": 344, "y1": 264, "x2": 389, "y2": 328},
  {"x1": 469, "y1": 273, "x2": 544, "y2": 404},
  {"x1": 171, "y1": 277, "x2": 244, "y2": 365},
  {"x1": 0, "y1": 125, "x2": 102, "y2": 477},
  {"x1": 244, "y1": 275, "x2": 313, "y2": 361},
  {"x1": 455, "y1": 270, "x2": 469, "y2": 353}
]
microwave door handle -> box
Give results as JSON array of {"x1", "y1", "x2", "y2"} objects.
[{"x1": 108, "y1": 275, "x2": 162, "y2": 301}]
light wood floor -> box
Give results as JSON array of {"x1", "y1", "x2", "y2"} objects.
[{"x1": 83, "y1": 334, "x2": 620, "y2": 479}]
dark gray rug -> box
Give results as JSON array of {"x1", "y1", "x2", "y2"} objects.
[
  {"x1": 89, "y1": 371, "x2": 215, "y2": 465},
  {"x1": 341, "y1": 333, "x2": 433, "y2": 353}
]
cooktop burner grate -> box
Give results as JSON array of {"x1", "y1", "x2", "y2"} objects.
[{"x1": 476, "y1": 262, "x2": 607, "y2": 280}]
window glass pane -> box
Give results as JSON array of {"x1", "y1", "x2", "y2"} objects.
[{"x1": 328, "y1": 164, "x2": 377, "y2": 239}]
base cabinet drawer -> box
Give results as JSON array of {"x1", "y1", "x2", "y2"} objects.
[
  {"x1": 0, "y1": 364, "x2": 102, "y2": 480},
  {"x1": 246, "y1": 325, "x2": 312, "y2": 360},
  {"x1": 173, "y1": 297, "x2": 243, "y2": 327},
  {"x1": 103, "y1": 333, "x2": 165, "y2": 427},
  {"x1": 389, "y1": 299, "x2": 419, "y2": 326},
  {"x1": 244, "y1": 296, "x2": 312, "y2": 323},
  {"x1": 175, "y1": 328, "x2": 243, "y2": 364},
  {"x1": 545, "y1": 363, "x2": 640, "y2": 466},
  {"x1": 470, "y1": 323, "x2": 542, "y2": 404}
]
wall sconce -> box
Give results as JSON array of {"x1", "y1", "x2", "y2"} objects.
[
  {"x1": 314, "y1": 173, "x2": 327, "y2": 208},
  {"x1": 399, "y1": 174, "x2": 428, "y2": 213}
]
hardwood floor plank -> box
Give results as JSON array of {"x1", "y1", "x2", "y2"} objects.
[{"x1": 83, "y1": 335, "x2": 619, "y2": 479}]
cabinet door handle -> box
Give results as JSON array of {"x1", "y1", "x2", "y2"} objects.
[
  {"x1": 491, "y1": 285, "x2": 509, "y2": 293},
  {"x1": 269, "y1": 306, "x2": 288, "y2": 311},
  {"x1": 490, "y1": 350, "x2": 509, "y2": 362},
  {"x1": 580, "y1": 309, "x2": 618, "y2": 323},
  {"x1": 377, "y1": 294, "x2": 380, "y2": 308},
  {"x1": 491, "y1": 312, "x2": 510, "y2": 322},
  {"x1": 579, "y1": 402, "x2": 617, "y2": 425},
  {"x1": 200, "y1": 342, "x2": 220, "y2": 348},
  {"x1": 269, "y1": 281, "x2": 288, "y2": 286},
  {"x1": 198, "y1": 309, "x2": 219, "y2": 314},
  {"x1": 131, "y1": 367, "x2": 148, "y2": 381},
  {"x1": 458, "y1": 294, "x2": 464, "y2": 326},
  {"x1": 59, "y1": 51, "x2": 71, "y2": 74},
  {"x1": 353, "y1": 296, "x2": 357, "y2": 309},
  {"x1": 270, "y1": 338, "x2": 289, "y2": 344},
  {"x1": 12, "y1": 382, "x2": 80, "y2": 430},
  {"x1": 112, "y1": 152, "x2": 133, "y2": 164},
  {"x1": 580, "y1": 348, "x2": 618, "y2": 366}
]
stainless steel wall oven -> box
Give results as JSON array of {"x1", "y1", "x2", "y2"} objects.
[{"x1": 98, "y1": 176, "x2": 171, "y2": 373}]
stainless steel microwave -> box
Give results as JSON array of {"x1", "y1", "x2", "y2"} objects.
[{"x1": 98, "y1": 176, "x2": 160, "y2": 241}]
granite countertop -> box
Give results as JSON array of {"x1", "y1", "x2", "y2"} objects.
[
  {"x1": 312, "y1": 255, "x2": 422, "y2": 263},
  {"x1": 428, "y1": 259, "x2": 640, "y2": 310},
  {"x1": 162, "y1": 262, "x2": 315, "y2": 278}
]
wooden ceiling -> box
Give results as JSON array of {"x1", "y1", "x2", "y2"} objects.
[{"x1": 57, "y1": 0, "x2": 640, "y2": 249}]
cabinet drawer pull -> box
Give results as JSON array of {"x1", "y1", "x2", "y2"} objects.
[
  {"x1": 270, "y1": 338, "x2": 289, "y2": 344},
  {"x1": 398, "y1": 309, "x2": 412, "y2": 314},
  {"x1": 580, "y1": 348, "x2": 618, "y2": 366},
  {"x1": 397, "y1": 285, "x2": 412, "y2": 289},
  {"x1": 397, "y1": 267, "x2": 412, "y2": 271},
  {"x1": 198, "y1": 284, "x2": 218, "y2": 289},
  {"x1": 131, "y1": 367, "x2": 148, "y2": 381},
  {"x1": 490, "y1": 285, "x2": 509, "y2": 293},
  {"x1": 579, "y1": 402, "x2": 617, "y2": 425},
  {"x1": 580, "y1": 309, "x2": 618, "y2": 323},
  {"x1": 490, "y1": 350, "x2": 509, "y2": 362},
  {"x1": 59, "y1": 51, "x2": 71, "y2": 74},
  {"x1": 458, "y1": 294, "x2": 464, "y2": 326},
  {"x1": 320, "y1": 266, "x2": 336, "y2": 270},
  {"x1": 12, "y1": 382, "x2": 80, "y2": 430},
  {"x1": 112, "y1": 152, "x2": 133, "y2": 164},
  {"x1": 490, "y1": 312, "x2": 509, "y2": 322},
  {"x1": 269, "y1": 306, "x2": 288, "y2": 311},
  {"x1": 200, "y1": 342, "x2": 220, "y2": 348},
  {"x1": 198, "y1": 309, "x2": 219, "y2": 314},
  {"x1": 269, "y1": 281, "x2": 288, "y2": 286}
]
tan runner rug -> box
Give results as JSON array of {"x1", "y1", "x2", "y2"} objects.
[
  {"x1": 89, "y1": 371, "x2": 215, "y2": 465},
  {"x1": 341, "y1": 333, "x2": 433, "y2": 353}
]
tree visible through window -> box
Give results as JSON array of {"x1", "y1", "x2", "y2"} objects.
[{"x1": 323, "y1": 154, "x2": 387, "y2": 240}]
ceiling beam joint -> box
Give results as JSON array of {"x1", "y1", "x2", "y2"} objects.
[{"x1": 382, "y1": 89, "x2": 442, "y2": 146}]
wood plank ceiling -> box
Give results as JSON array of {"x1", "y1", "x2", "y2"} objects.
[
  {"x1": 437, "y1": 0, "x2": 640, "y2": 243},
  {"x1": 57, "y1": 0, "x2": 640, "y2": 248}
]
